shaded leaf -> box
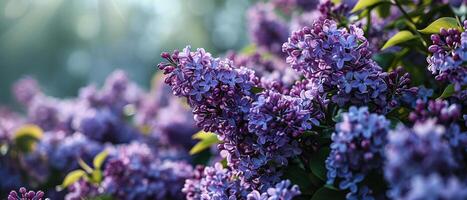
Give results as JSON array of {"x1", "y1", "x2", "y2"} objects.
[
  {"x1": 78, "y1": 159, "x2": 93, "y2": 174},
  {"x1": 93, "y1": 150, "x2": 109, "y2": 170},
  {"x1": 311, "y1": 186, "x2": 346, "y2": 200},
  {"x1": 190, "y1": 133, "x2": 220, "y2": 155},
  {"x1": 381, "y1": 31, "x2": 418, "y2": 50},
  {"x1": 438, "y1": 84, "x2": 454, "y2": 99},
  {"x1": 13, "y1": 124, "x2": 43, "y2": 153},
  {"x1": 251, "y1": 86, "x2": 264, "y2": 94},
  {"x1": 240, "y1": 44, "x2": 257, "y2": 55},
  {"x1": 91, "y1": 170, "x2": 103, "y2": 184},
  {"x1": 351, "y1": 0, "x2": 388, "y2": 12},
  {"x1": 283, "y1": 165, "x2": 313, "y2": 190},
  {"x1": 309, "y1": 147, "x2": 330, "y2": 181},
  {"x1": 418, "y1": 17, "x2": 460, "y2": 34}
]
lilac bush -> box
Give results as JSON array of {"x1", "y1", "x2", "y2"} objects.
[{"x1": 2, "y1": 0, "x2": 467, "y2": 199}]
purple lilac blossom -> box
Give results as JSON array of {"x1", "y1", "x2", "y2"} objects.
[
  {"x1": 0, "y1": 156, "x2": 24, "y2": 194},
  {"x1": 427, "y1": 22, "x2": 467, "y2": 91},
  {"x1": 325, "y1": 106, "x2": 389, "y2": 199},
  {"x1": 409, "y1": 99, "x2": 462, "y2": 125},
  {"x1": 318, "y1": 0, "x2": 358, "y2": 22},
  {"x1": 227, "y1": 51, "x2": 298, "y2": 91},
  {"x1": 101, "y1": 142, "x2": 193, "y2": 200},
  {"x1": 160, "y1": 46, "x2": 268, "y2": 186},
  {"x1": 384, "y1": 120, "x2": 466, "y2": 200},
  {"x1": 154, "y1": 98, "x2": 199, "y2": 149},
  {"x1": 247, "y1": 3, "x2": 290, "y2": 57},
  {"x1": 64, "y1": 180, "x2": 99, "y2": 200},
  {"x1": 159, "y1": 46, "x2": 322, "y2": 189},
  {"x1": 8, "y1": 187, "x2": 48, "y2": 200},
  {"x1": 33, "y1": 132, "x2": 103, "y2": 173},
  {"x1": 271, "y1": 0, "x2": 319, "y2": 13},
  {"x1": 247, "y1": 180, "x2": 301, "y2": 200},
  {"x1": 283, "y1": 19, "x2": 415, "y2": 112},
  {"x1": 0, "y1": 108, "x2": 24, "y2": 143},
  {"x1": 182, "y1": 163, "x2": 300, "y2": 200},
  {"x1": 12, "y1": 77, "x2": 41, "y2": 106}
]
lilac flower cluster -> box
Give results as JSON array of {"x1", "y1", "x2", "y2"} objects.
[
  {"x1": 247, "y1": 3, "x2": 289, "y2": 57},
  {"x1": 182, "y1": 163, "x2": 300, "y2": 200},
  {"x1": 8, "y1": 187, "x2": 48, "y2": 200},
  {"x1": 409, "y1": 99, "x2": 462, "y2": 125},
  {"x1": 0, "y1": 156, "x2": 24, "y2": 193},
  {"x1": 318, "y1": 0, "x2": 357, "y2": 22},
  {"x1": 385, "y1": 121, "x2": 467, "y2": 200},
  {"x1": 3, "y1": 69, "x2": 199, "y2": 199},
  {"x1": 65, "y1": 180, "x2": 99, "y2": 200},
  {"x1": 100, "y1": 142, "x2": 193, "y2": 200},
  {"x1": 227, "y1": 51, "x2": 298, "y2": 92},
  {"x1": 283, "y1": 18, "x2": 415, "y2": 112},
  {"x1": 427, "y1": 22, "x2": 467, "y2": 91},
  {"x1": 325, "y1": 106, "x2": 389, "y2": 199},
  {"x1": 159, "y1": 46, "x2": 323, "y2": 190},
  {"x1": 33, "y1": 132, "x2": 103, "y2": 173},
  {"x1": 271, "y1": 0, "x2": 319, "y2": 13}
]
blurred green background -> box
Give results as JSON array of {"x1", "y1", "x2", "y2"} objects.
[{"x1": 0, "y1": 0, "x2": 254, "y2": 106}]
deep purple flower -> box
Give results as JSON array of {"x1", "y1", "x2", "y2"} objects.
[
  {"x1": 101, "y1": 142, "x2": 193, "y2": 200},
  {"x1": 427, "y1": 24, "x2": 467, "y2": 91},
  {"x1": 8, "y1": 187, "x2": 48, "y2": 200},
  {"x1": 247, "y1": 3, "x2": 289, "y2": 57},
  {"x1": 183, "y1": 163, "x2": 300, "y2": 200},
  {"x1": 385, "y1": 120, "x2": 465, "y2": 199},
  {"x1": 326, "y1": 106, "x2": 389, "y2": 199},
  {"x1": 12, "y1": 77, "x2": 41, "y2": 106}
]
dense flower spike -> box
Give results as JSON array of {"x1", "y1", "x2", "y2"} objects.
[
  {"x1": 33, "y1": 132, "x2": 103, "y2": 172},
  {"x1": 247, "y1": 180, "x2": 301, "y2": 200},
  {"x1": 159, "y1": 46, "x2": 258, "y2": 135},
  {"x1": 385, "y1": 121, "x2": 466, "y2": 200},
  {"x1": 0, "y1": 156, "x2": 23, "y2": 193},
  {"x1": 101, "y1": 142, "x2": 193, "y2": 200},
  {"x1": 64, "y1": 180, "x2": 99, "y2": 200},
  {"x1": 283, "y1": 18, "x2": 414, "y2": 112},
  {"x1": 159, "y1": 46, "x2": 323, "y2": 189},
  {"x1": 427, "y1": 23, "x2": 467, "y2": 91},
  {"x1": 8, "y1": 187, "x2": 48, "y2": 200},
  {"x1": 402, "y1": 174, "x2": 467, "y2": 200},
  {"x1": 409, "y1": 99, "x2": 462, "y2": 125},
  {"x1": 272, "y1": 0, "x2": 319, "y2": 13},
  {"x1": 182, "y1": 163, "x2": 300, "y2": 200},
  {"x1": 326, "y1": 106, "x2": 389, "y2": 199},
  {"x1": 248, "y1": 3, "x2": 289, "y2": 57},
  {"x1": 12, "y1": 77, "x2": 41, "y2": 106},
  {"x1": 4, "y1": 1, "x2": 467, "y2": 199}
]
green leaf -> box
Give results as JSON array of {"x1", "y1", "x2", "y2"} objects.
[
  {"x1": 190, "y1": 133, "x2": 220, "y2": 155},
  {"x1": 13, "y1": 124, "x2": 43, "y2": 153},
  {"x1": 59, "y1": 170, "x2": 86, "y2": 190},
  {"x1": 283, "y1": 165, "x2": 313, "y2": 190},
  {"x1": 311, "y1": 186, "x2": 346, "y2": 200},
  {"x1": 251, "y1": 86, "x2": 264, "y2": 94},
  {"x1": 240, "y1": 44, "x2": 257, "y2": 55},
  {"x1": 93, "y1": 150, "x2": 109, "y2": 170},
  {"x1": 309, "y1": 147, "x2": 330, "y2": 181},
  {"x1": 78, "y1": 159, "x2": 93, "y2": 174},
  {"x1": 376, "y1": 3, "x2": 391, "y2": 18},
  {"x1": 351, "y1": 0, "x2": 388, "y2": 13},
  {"x1": 192, "y1": 131, "x2": 216, "y2": 140},
  {"x1": 91, "y1": 170, "x2": 103, "y2": 183},
  {"x1": 418, "y1": 17, "x2": 461, "y2": 34},
  {"x1": 381, "y1": 31, "x2": 418, "y2": 50},
  {"x1": 438, "y1": 84, "x2": 454, "y2": 99}
]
